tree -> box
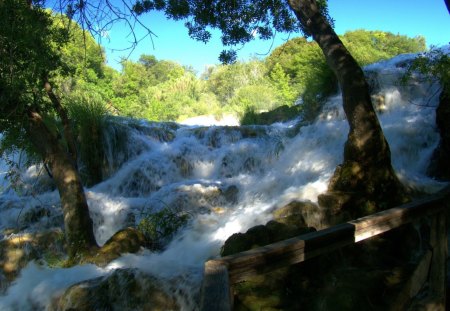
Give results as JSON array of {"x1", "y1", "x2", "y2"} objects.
[
  {"x1": 287, "y1": 1, "x2": 406, "y2": 213},
  {"x1": 0, "y1": 0, "x2": 98, "y2": 258},
  {"x1": 340, "y1": 30, "x2": 425, "y2": 66},
  {"x1": 133, "y1": 0, "x2": 406, "y2": 214},
  {"x1": 265, "y1": 30, "x2": 425, "y2": 123}
]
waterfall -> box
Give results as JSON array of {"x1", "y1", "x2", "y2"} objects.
[{"x1": 0, "y1": 51, "x2": 447, "y2": 310}]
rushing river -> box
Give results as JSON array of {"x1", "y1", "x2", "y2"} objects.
[{"x1": 0, "y1": 51, "x2": 447, "y2": 310}]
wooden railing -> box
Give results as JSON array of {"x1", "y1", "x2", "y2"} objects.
[{"x1": 199, "y1": 186, "x2": 450, "y2": 311}]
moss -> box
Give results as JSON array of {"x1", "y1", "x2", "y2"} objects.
[
  {"x1": 81, "y1": 228, "x2": 145, "y2": 266},
  {"x1": 51, "y1": 269, "x2": 179, "y2": 310}
]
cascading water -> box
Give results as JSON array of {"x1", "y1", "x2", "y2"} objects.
[{"x1": 0, "y1": 51, "x2": 448, "y2": 310}]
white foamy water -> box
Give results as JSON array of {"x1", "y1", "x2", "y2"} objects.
[{"x1": 0, "y1": 52, "x2": 448, "y2": 310}]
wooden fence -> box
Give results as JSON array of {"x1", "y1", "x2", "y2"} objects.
[{"x1": 199, "y1": 186, "x2": 450, "y2": 311}]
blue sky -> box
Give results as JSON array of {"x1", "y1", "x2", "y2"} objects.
[{"x1": 102, "y1": 0, "x2": 450, "y2": 73}]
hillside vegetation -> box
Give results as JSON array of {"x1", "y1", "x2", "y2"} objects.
[{"x1": 50, "y1": 21, "x2": 426, "y2": 124}]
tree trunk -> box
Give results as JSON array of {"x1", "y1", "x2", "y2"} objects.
[
  {"x1": 27, "y1": 110, "x2": 98, "y2": 258},
  {"x1": 288, "y1": 0, "x2": 406, "y2": 216}
]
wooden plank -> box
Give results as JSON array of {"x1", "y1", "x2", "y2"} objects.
[
  {"x1": 199, "y1": 261, "x2": 232, "y2": 311},
  {"x1": 351, "y1": 194, "x2": 447, "y2": 242}
]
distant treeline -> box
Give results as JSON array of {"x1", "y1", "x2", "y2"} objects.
[{"x1": 55, "y1": 13, "x2": 426, "y2": 123}]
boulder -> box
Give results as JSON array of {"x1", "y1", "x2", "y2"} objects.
[
  {"x1": 0, "y1": 230, "x2": 65, "y2": 283},
  {"x1": 85, "y1": 227, "x2": 146, "y2": 266},
  {"x1": 273, "y1": 200, "x2": 320, "y2": 228},
  {"x1": 221, "y1": 220, "x2": 314, "y2": 257},
  {"x1": 50, "y1": 269, "x2": 179, "y2": 311}
]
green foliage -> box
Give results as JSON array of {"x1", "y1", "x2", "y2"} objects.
[
  {"x1": 240, "y1": 107, "x2": 260, "y2": 125},
  {"x1": 402, "y1": 48, "x2": 450, "y2": 95},
  {"x1": 137, "y1": 207, "x2": 189, "y2": 249},
  {"x1": 53, "y1": 13, "x2": 106, "y2": 81},
  {"x1": 203, "y1": 60, "x2": 290, "y2": 117},
  {"x1": 110, "y1": 56, "x2": 193, "y2": 119},
  {"x1": 0, "y1": 0, "x2": 71, "y2": 185},
  {"x1": 269, "y1": 63, "x2": 297, "y2": 105},
  {"x1": 67, "y1": 93, "x2": 108, "y2": 186},
  {"x1": 62, "y1": 29, "x2": 426, "y2": 125},
  {"x1": 0, "y1": 2, "x2": 112, "y2": 179},
  {"x1": 262, "y1": 30, "x2": 427, "y2": 123},
  {"x1": 341, "y1": 30, "x2": 426, "y2": 66},
  {"x1": 230, "y1": 84, "x2": 278, "y2": 115},
  {"x1": 206, "y1": 61, "x2": 267, "y2": 104},
  {"x1": 265, "y1": 37, "x2": 337, "y2": 121},
  {"x1": 0, "y1": 0, "x2": 67, "y2": 127}
]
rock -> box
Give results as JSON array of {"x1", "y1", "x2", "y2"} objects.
[
  {"x1": 50, "y1": 269, "x2": 179, "y2": 311},
  {"x1": 317, "y1": 191, "x2": 353, "y2": 225},
  {"x1": 273, "y1": 200, "x2": 319, "y2": 228},
  {"x1": 221, "y1": 220, "x2": 314, "y2": 257},
  {"x1": 0, "y1": 230, "x2": 65, "y2": 283},
  {"x1": 221, "y1": 185, "x2": 239, "y2": 204},
  {"x1": 86, "y1": 227, "x2": 146, "y2": 266}
]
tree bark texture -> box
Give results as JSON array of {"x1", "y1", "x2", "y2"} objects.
[
  {"x1": 287, "y1": 0, "x2": 406, "y2": 213},
  {"x1": 27, "y1": 110, "x2": 98, "y2": 257}
]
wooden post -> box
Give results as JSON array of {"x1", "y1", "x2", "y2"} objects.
[
  {"x1": 200, "y1": 260, "x2": 232, "y2": 311},
  {"x1": 429, "y1": 210, "x2": 447, "y2": 310}
]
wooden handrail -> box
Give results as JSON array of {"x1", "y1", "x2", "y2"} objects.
[{"x1": 199, "y1": 186, "x2": 450, "y2": 310}]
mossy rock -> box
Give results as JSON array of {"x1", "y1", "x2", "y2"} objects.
[
  {"x1": 83, "y1": 227, "x2": 146, "y2": 266},
  {"x1": 0, "y1": 229, "x2": 65, "y2": 283},
  {"x1": 50, "y1": 268, "x2": 179, "y2": 311},
  {"x1": 221, "y1": 220, "x2": 314, "y2": 257},
  {"x1": 273, "y1": 200, "x2": 319, "y2": 228}
]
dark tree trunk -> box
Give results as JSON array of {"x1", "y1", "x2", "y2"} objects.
[
  {"x1": 26, "y1": 110, "x2": 98, "y2": 258},
  {"x1": 288, "y1": 0, "x2": 406, "y2": 216}
]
